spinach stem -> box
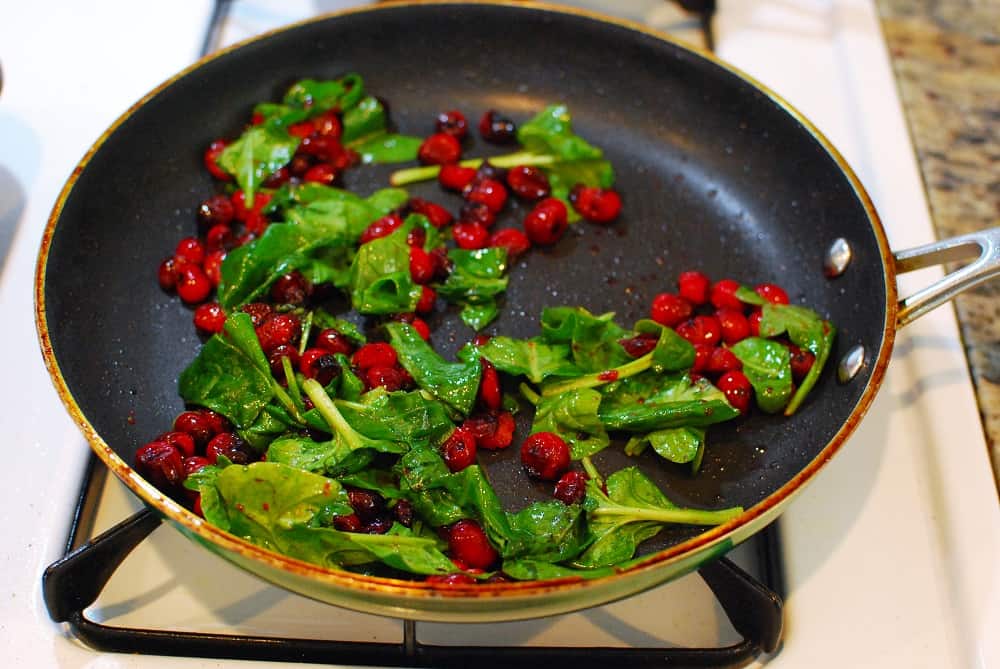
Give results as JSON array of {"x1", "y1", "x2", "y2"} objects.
[
  {"x1": 591, "y1": 504, "x2": 743, "y2": 526},
  {"x1": 281, "y1": 355, "x2": 304, "y2": 411},
  {"x1": 784, "y1": 323, "x2": 835, "y2": 416},
  {"x1": 541, "y1": 352, "x2": 652, "y2": 397},
  {"x1": 519, "y1": 383, "x2": 542, "y2": 406},
  {"x1": 581, "y1": 456, "x2": 603, "y2": 488},
  {"x1": 302, "y1": 379, "x2": 363, "y2": 451},
  {"x1": 389, "y1": 152, "x2": 557, "y2": 186}
]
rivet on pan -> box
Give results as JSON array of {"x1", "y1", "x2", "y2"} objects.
[
  {"x1": 824, "y1": 238, "x2": 852, "y2": 277},
  {"x1": 837, "y1": 344, "x2": 866, "y2": 384}
]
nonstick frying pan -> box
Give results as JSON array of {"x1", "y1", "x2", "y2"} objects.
[{"x1": 35, "y1": 2, "x2": 1000, "y2": 622}]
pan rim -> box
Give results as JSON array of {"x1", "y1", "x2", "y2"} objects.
[{"x1": 33, "y1": 0, "x2": 898, "y2": 609}]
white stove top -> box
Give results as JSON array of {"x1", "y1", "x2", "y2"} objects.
[{"x1": 1, "y1": 1, "x2": 998, "y2": 667}]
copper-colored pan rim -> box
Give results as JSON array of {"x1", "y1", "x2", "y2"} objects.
[{"x1": 34, "y1": 1, "x2": 898, "y2": 604}]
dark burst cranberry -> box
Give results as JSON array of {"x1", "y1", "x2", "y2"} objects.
[
  {"x1": 297, "y1": 134, "x2": 338, "y2": 160},
  {"x1": 206, "y1": 432, "x2": 253, "y2": 465},
  {"x1": 448, "y1": 519, "x2": 498, "y2": 569},
  {"x1": 453, "y1": 222, "x2": 490, "y2": 250},
  {"x1": 523, "y1": 198, "x2": 568, "y2": 245},
  {"x1": 299, "y1": 348, "x2": 341, "y2": 386},
  {"x1": 193, "y1": 302, "x2": 226, "y2": 335},
  {"x1": 717, "y1": 370, "x2": 752, "y2": 414},
  {"x1": 352, "y1": 343, "x2": 398, "y2": 370},
  {"x1": 464, "y1": 178, "x2": 508, "y2": 213},
  {"x1": 359, "y1": 212, "x2": 403, "y2": 245},
  {"x1": 315, "y1": 328, "x2": 354, "y2": 356},
  {"x1": 478, "y1": 110, "x2": 517, "y2": 144},
  {"x1": 205, "y1": 223, "x2": 234, "y2": 252},
  {"x1": 348, "y1": 489, "x2": 386, "y2": 524},
  {"x1": 426, "y1": 573, "x2": 477, "y2": 586},
  {"x1": 439, "y1": 164, "x2": 477, "y2": 191},
  {"x1": 393, "y1": 499, "x2": 415, "y2": 528},
  {"x1": 520, "y1": 432, "x2": 571, "y2": 481},
  {"x1": 569, "y1": 185, "x2": 622, "y2": 223},
  {"x1": 459, "y1": 201, "x2": 496, "y2": 229},
  {"x1": 333, "y1": 514, "x2": 362, "y2": 532},
  {"x1": 418, "y1": 132, "x2": 462, "y2": 165},
  {"x1": 363, "y1": 514, "x2": 394, "y2": 534},
  {"x1": 464, "y1": 411, "x2": 516, "y2": 451},
  {"x1": 157, "y1": 430, "x2": 196, "y2": 458},
  {"x1": 289, "y1": 154, "x2": 312, "y2": 177},
  {"x1": 406, "y1": 226, "x2": 426, "y2": 249},
  {"x1": 441, "y1": 427, "x2": 477, "y2": 472},
  {"x1": 676, "y1": 315, "x2": 723, "y2": 347},
  {"x1": 200, "y1": 409, "x2": 230, "y2": 435},
  {"x1": 270, "y1": 271, "x2": 311, "y2": 305},
  {"x1": 705, "y1": 347, "x2": 742, "y2": 375},
  {"x1": 407, "y1": 197, "x2": 453, "y2": 228},
  {"x1": 365, "y1": 366, "x2": 407, "y2": 391},
  {"x1": 240, "y1": 302, "x2": 274, "y2": 328},
  {"x1": 475, "y1": 160, "x2": 507, "y2": 183},
  {"x1": 256, "y1": 312, "x2": 301, "y2": 354},
  {"x1": 176, "y1": 265, "x2": 212, "y2": 304},
  {"x1": 263, "y1": 166, "x2": 290, "y2": 188},
  {"x1": 619, "y1": 333, "x2": 658, "y2": 358},
  {"x1": 716, "y1": 308, "x2": 751, "y2": 345},
  {"x1": 788, "y1": 344, "x2": 816, "y2": 381},
  {"x1": 435, "y1": 110, "x2": 468, "y2": 140},
  {"x1": 553, "y1": 471, "x2": 589, "y2": 505},
  {"x1": 677, "y1": 270, "x2": 711, "y2": 305},
  {"x1": 203, "y1": 139, "x2": 230, "y2": 181},
  {"x1": 756, "y1": 282, "x2": 790, "y2": 305},
  {"x1": 710, "y1": 279, "x2": 743, "y2": 310},
  {"x1": 477, "y1": 358, "x2": 502, "y2": 411},
  {"x1": 506, "y1": 165, "x2": 550, "y2": 200},
  {"x1": 650, "y1": 293, "x2": 693, "y2": 327},
  {"x1": 416, "y1": 286, "x2": 437, "y2": 314},
  {"x1": 409, "y1": 247, "x2": 436, "y2": 285},
  {"x1": 198, "y1": 194, "x2": 235, "y2": 228},
  {"x1": 304, "y1": 163, "x2": 336, "y2": 185},
  {"x1": 135, "y1": 441, "x2": 185, "y2": 489},
  {"x1": 472, "y1": 334, "x2": 492, "y2": 346},
  {"x1": 268, "y1": 344, "x2": 300, "y2": 377},
  {"x1": 487, "y1": 228, "x2": 531, "y2": 260},
  {"x1": 158, "y1": 257, "x2": 182, "y2": 291}
]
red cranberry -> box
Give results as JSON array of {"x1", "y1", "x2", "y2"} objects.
[
  {"x1": 231, "y1": 190, "x2": 271, "y2": 220},
  {"x1": 304, "y1": 163, "x2": 336, "y2": 185},
  {"x1": 410, "y1": 317, "x2": 431, "y2": 341},
  {"x1": 250, "y1": 112, "x2": 264, "y2": 125},
  {"x1": 619, "y1": 333, "x2": 658, "y2": 358},
  {"x1": 448, "y1": 519, "x2": 498, "y2": 569},
  {"x1": 313, "y1": 111, "x2": 342, "y2": 139},
  {"x1": 650, "y1": 293, "x2": 693, "y2": 327},
  {"x1": 333, "y1": 514, "x2": 362, "y2": 532},
  {"x1": 717, "y1": 370, "x2": 752, "y2": 414},
  {"x1": 458, "y1": 201, "x2": 496, "y2": 229},
  {"x1": 464, "y1": 411, "x2": 516, "y2": 450},
  {"x1": 435, "y1": 110, "x2": 468, "y2": 140},
  {"x1": 268, "y1": 344, "x2": 300, "y2": 377},
  {"x1": 158, "y1": 257, "x2": 182, "y2": 291},
  {"x1": 474, "y1": 161, "x2": 506, "y2": 183},
  {"x1": 553, "y1": 471, "x2": 589, "y2": 505},
  {"x1": 464, "y1": 178, "x2": 508, "y2": 213},
  {"x1": 677, "y1": 270, "x2": 711, "y2": 305},
  {"x1": 297, "y1": 135, "x2": 338, "y2": 160},
  {"x1": 182, "y1": 455, "x2": 211, "y2": 477},
  {"x1": 197, "y1": 194, "x2": 235, "y2": 228},
  {"x1": 426, "y1": 573, "x2": 477, "y2": 586},
  {"x1": 205, "y1": 224, "x2": 234, "y2": 252},
  {"x1": 176, "y1": 265, "x2": 212, "y2": 304},
  {"x1": 193, "y1": 302, "x2": 226, "y2": 335},
  {"x1": 418, "y1": 132, "x2": 462, "y2": 165},
  {"x1": 716, "y1": 308, "x2": 751, "y2": 345},
  {"x1": 203, "y1": 140, "x2": 230, "y2": 181},
  {"x1": 359, "y1": 213, "x2": 403, "y2": 244},
  {"x1": 135, "y1": 441, "x2": 184, "y2": 489},
  {"x1": 477, "y1": 358, "x2": 502, "y2": 411},
  {"x1": 710, "y1": 279, "x2": 744, "y2": 310},
  {"x1": 408, "y1": 197, "x2": 453, "y2": 228},
  {"x1": 315, "y1": 329, "x2": 354, "y2": 356},
  {"x1": 256, "y1": 313, "x2": 301, "y2": 353},
  {"x1": 472, "y1": 334, "x2": 492, "y2": 346},
  {"x1": 705, "y1": 347, "x2": 742, "y2": 375},
  {"x1": 523, "y1": 198, "x2": 568, "y2": 245},
  {"x1": 243, "y1": 211, "x2": 267, "y2": 237},
  {"x1": 756, "y1": 282, "x2": 790, "y2": 305},
  {"x1": 206, "y1": 432, "x2": 252, "y2": 465},
  {"x1": 203, "y1": 250, "x2": 225, "y2": 286},
  {"x1": 365, "y1": 366, "x2": 407, "y2": 391},
  {"x1": 409, "y1": 247, "x2": 437, "y2": 284},
  {"x1": 348, "y1": 488, "x2": 386, "y2": 524},
  {"x1": 406, "y1": 226, "x2": 426, "y2": 249},
  {"x1": 506, "y1": 165, "x2": 550, "y2": 200},
  {"x1": 676, "y1": 315, "x2": 723, "y2": 347},
  {"x1": 441, "y1": 427, "x2": 477, "y2": 472},
  {"x1": 488, "y1": 228, "x2": 531, "y2": 260},
  {"x1": 288, "y1": 120, "x2": 316, "y2": 138},
  {"x1": 416, "y1": 286, "x2": 437, "y2": 314},
  {"x1": 478, "y1": 110, "x2": 517, "y2": 144},
  {"x1": 748, "y1": 309, "x2": 763, "y2": 337},
  {"x1": 263, "y1": 166, "x2": 290, "y2": 188},
  {"x1": 158, "y1": 431, "x2": 196, "y2": 458},
  {"x1": 439, "y1": 164, "x2": 477, "y2": 191},
  {"x1": 691, "y1": 343, "x2": 713, "y2": 373},
  {"x1": 788, "y1": 344, "x2": 816, "y2": 381},
  {"x1": 270, "y1": 271, "x2": 311, "y2": 305},
  {"x1": 289, "y1": 155, "x2": 312, "y2": 177},
  {"x1": 394, "y1": 499, "x2": 415, "y2": 528},
  {"x1": 352, "y1": 343, "x2": 398, "y2": 370},
  {"x1": 241, "y1": 302, "x2": 274, "y2": 328},
  {"x1": 453, "y1": 222, "x2": 490, "y2": 250},
  {"x1": 520, "y1": 432, "x2": 571, "y2": 481},
  {"x1": 569, "y1": 185, "x2": 622, "y2": 224},
  {"x1": 364, "y1": 514, "x2": 394, "y2": 535},
  {"x1": 299, "y1": 348, "x2": 340, "y2": 386}
]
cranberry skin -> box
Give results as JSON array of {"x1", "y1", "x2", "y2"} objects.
[
  {"x1": 410, "y1": 317, "x2": 431, "y2": 341},
  {"x1": 475, "y1": 161, "x2": 507, "y2": 183},
  {"x1": 677, "y1": 270, "x2": 711, "y2": 305},
  {"x1": 135, "y1": 441, "x2": 185, "y2": 489},
  {"x1": 206, "y1": 432, "x2": 252, "y2": 465},
  {"x1": 426, "y1": 573, "x2": 477, "y2": 586},
  {"x1": 691, "y1": 343, "x2": 713, "y2": 373},
  {"x1": 553, "y1": 471, "x2": 589, "y2": 505},
  {"x1": 176, "y1": 265, "x2": 212, "y2": 304},
  {"x1": 203, "y1": 250, "x2": 226, "y2": 286},
  {"x1": 313, "y1": 111, "x2": 342, "y2": 139},
  {"x1": 448, "y1": 519, "x2": 498, "y2": 569},
  {"x1": 435, "y1": 110, "x2": 468, "y2": 140},
  {"x1": 408, "y1": 197, "x2": 453, "y2": 228},
  {"x1": 478, "y1": 110, "x2": 517, "y2": 144},
  {"x1": 268, "y1": 344, "x2": 300, "y2": 377},
  {"x1": 441, "y1": 427, "x2": 477, "y2": 472},
  {"x1": 788, "y1": 344, "x2": 816, "y2": 381},
  {"x1": 359, "y1": 213, "x2": 403, "y2": 245},
  {"x1": 488, "y1": 228, "x2": 531, "y2": 260},
  {"x1": 231, "y1": 190, "x2": 271, "y2": 219},
  {"x1": 348, "y1": 489, "x2": 386, "y2": 524},
  {"x1": 650, "y1": 293, "x2": 693, "y2": 327},
  {"x1": 523, "y1": 198, "x2": 568, "y2": 245},
  {"x1": 458, "y1": 201, "x2": 496, "y2": 229},
  {"x1": 520, "y1": 432, "x2": 571, "y2": 481},
  {"x1": 364, "y1": 514, "x2": 394, "y2": 535},
  {"x1": 203, "y1": 139, "x2": 230, "y2": 181},
  {"x1": 182, "y1": 455, "x2": 211, "y2": 477},
  {"x1": 409, "y1": 247, "x2": 437, "y2": 285},
  {"x1": 263, "y1": 166, "x2": 290, "y2": 188},
  {"x1": 717, "y1": 370, "x2": 752, "y2": 414},
  {"x1": 453, "y1": 222, "x2": 490, "y2": 250},
  {"x1": 418, "y1": 132, "x2": 462, "y2": 165},
  {"x1": 748, "y1": 309, "x2": 763, "y2": 337},
  {"x1": 315, "y1": 329, "x2": 354, "y2": 356},
  {"x1": 466, "y1": 411, "x2": 516, "y2": 450},
  {"x1": 158, "y1": 431, "x2": 197, "y2": 458},
  {"x1": 333, "y1": 514, "x2": 363, "y2": 532},
  {"x1": 439, "y1": 164, "x2": 477, "y2": 191},
  {"x1": 464, "y1": 178, "x2": 508, "y2": 213},
  {"x1": 299, "y1": 348, "x2": 340, "y2": 386},
  {"x1": 352, "y1": 342, "x2": 398, "y2": 371},
  {"x1": 366, "y1": 366, "x2": 407, "y2": 391},
  {"x1": 756, "y1": 282, "x2": 790, "y2": 305},
  {"x1": 506, "y1": 165, "x2": 550, "y2": 200},
  {"x1": 304, "y1": 163, "x2": 336, "y2": 185},
  {"x1": 716, "y1": 308, "x2": 751, "y2": 345},
  {"x1": 676, "y1": 315, "x2": 723, "y2": 347},
  {"x1": 205, "y1": 223, "x2": 234, "y2": 252},
  {"x1": 619, "y1": 333, "x2": 659, "y2": 358},
  {"x1": 193, "y1": 302, "x2": 226, "y2": 335},
  {"x1": 394, "y1": 499, "x2": 415, "y2": 528},
  {"x1": 158, "y1": 257, "x2": 182, "y2": 291},
  {"x1": 478, "y1": 358, "x2": 502, "y2": 411},
  {"x1": 569, "y1": 185, "x2": 622, "y2": 224},
  {"x1": 710, "y1": 279, "x2": 744, "y2": 310},
  {"x1": 270, "y1": 271, "x2": 311, "y2": 305},
  {"x1": 200, "y1": 409, "x2": 229, "y2": 435},
  {"x1": 241, "y1": 302, "x2": 274, "y2": 328},
  {"x1": 705, "y1": 347, "x2": 742, "y2": 375},
  {"x1": 198, "y1": 194, "x2": 235, "y2": 228},
  {"x1": 289, "y1": 154, "x2": 312, "y2": 177},
  {"x1": 406, "y1": 226, "x2": 426, "y2": 249},
  {"x1": 256, "y1": 313, "x2": 301, "y2": 353},
  {"x1": 416, "y1": 286, "x2": 437, "y2": 314}
]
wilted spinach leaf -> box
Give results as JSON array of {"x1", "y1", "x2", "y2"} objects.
[
  {"x1": 531, "y1": 388, "x2": 610, "y2": 459},
  {"x1": 385, "y1": 322, "x2": 481, "y2": 416},
  {"x1": 730, "y1": 337, "x2": 793, "y2": 414}
]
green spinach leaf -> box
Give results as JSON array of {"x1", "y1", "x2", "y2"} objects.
[
  {"x1": 217, "y1": 126, "x2": 299, "y2": 207},
  {"x1": 385, "y1": 322, "x2": 481, "y2": 416},
  {"x1": 531, "y1": 388, "x2": 610, "y2": 459},
  {"x1": 348, "y1": 220, "x2": 422, "y2": 314},
  {"x1": 730, "y1": 337, "x2": 793, "y2": 414},
  {"x1": 472, "y1": 336, "x2": 579, "y2": 384}
]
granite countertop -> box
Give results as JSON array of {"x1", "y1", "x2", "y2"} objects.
[{"x1": 875, "y1": 0, "x2": 1000, "y2": 490}]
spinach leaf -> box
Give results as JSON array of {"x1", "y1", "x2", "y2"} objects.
[
  {"x1": 266, "y1": 435, "x2": 377, "y2": 478},
  {"x1": 634, "y1": 319, "x2": 696, "y2": 372},
  {"x1": 310, "y1": 309, "x2": 367, "y2": 345},
  {"x1": 472, "y1": 336, "x2": 579, "y2": 384},
  {"x1": 598, "y1": 373, "x2": 739, "y2": 432},
  {"x1": 730, "y1": 337, "x2": 793, "y2": 414},
  {"x1": 338, "y1": 469, "x2": 402, "y2": 501},
  {"x1": 435, "y1": 248, "x2": 509, "y2": 330},
  {"x1": 517, "y1": 104, "x2": 603, "y2": 162},
  {"x1": 285, "y1": 184, "x2": 407, "y2": 237},
  {"x1": 501, "y1": 559, "x2": 616, "y2": 581},
  {"x1": 183, "y1": 463, "x2": 228, "y2": 529},
  {"x1": 385, "y1": 322, "x2": 482, "y2": 416},
  {"x1": 336, "y1": 388, "x2": 454, "y2": 446},
  {"x1": 624, "y1": 426, "x2": 706, "y2": 468},
  {"x1": 541, "y1": 306, "x2": 630, "y2": 372},
  {"x1": 282, "y1": 74, "x2": 365, "y2": 115},
  {"x1": 531, "y1": 388, "x2": 610, "y2": 459},
  {"x1": 758, "y1": 303, "x2": 836, "y2": 415},
  {"x1": 735, "y1": 285, "x2": 766, "y2": 306},
  {"x1": 217, "y1": 126, "x2": 299, "y2": 207},
  {"x1": 503, "y1": 501, "x2": 587, "y2": 562},
  {"x1": 348, "y1": 220, "x2": 422, "y2": 315},
  {"x1": 341, "y1": 96, "x2": 422, "y2": 164}
]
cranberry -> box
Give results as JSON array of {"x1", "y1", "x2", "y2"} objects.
[
  {"x1": 416, "y1": 286, "x2": 437, "y2": 314},
  {"x1": 650, "y1": 293, "x2": 693, "y2": 327},
  {"x1": 410, "y1": 317, "x2": 431, "y2": 341},
  {"x1": 263, "y1": 166, "x2": 290, "y2": 188},
  {"x1": 488, "y1": 228, "x2": 531, "y2": 260},
  {"x1": 523, "y1": 198, "x2": 568, "y2": 245},
  {"x1": 250, "y1": 112, "x2": 264, "y2": 125},
  {"x1": 691, "y1": 343, "x2": 713, "y2": 373},
  {"x1": 315, "y1": 329, "x2": 354, "y2": 356},
  {"x1": 553, "y1": 471, "x2": 589, "y2": 505},
  {"x1": 705, "y1": 347, "x2": 742, "y2": 375},
  {"x1": 231, "y1": 190, "x2": 271, "y2": 219},
  {"x1": 464, "y1": 178, "x2": 507, "y2": 213},
  {"x1": 453, "y1": 222, "x2": 490, "y2": 250},
  {"x1": 435, "y1": 110, "x2": 468, "y2": 140},
  {"x1": 448, "y1": 519, "x2": 498, "y2": 569},
  {"x1": 569, "y1": 185, "x2": 622, "y2": 224},
  {"x1": 472, "y1": 334, "x2": 492, "y2": 346},
  {"x1": 333, "y1": 514, "x2": 362, "y2": 532},
  {"x1": 359, "y1": 213, "x2": 403, "y2": 244},
  {"x1": 256, "y1": 313, "x2": 301, "y2": 353},
  {"x1": 677, "y1": 270, "x2": 711, "y2": 305},
  {"x1": 717, "y1": 370, "x2": 752, "y2": 414},
  {"x1": 458, "y1": 201, "x2": 496, "y2": 228},
  {"x1": 158, "y1": 431, "x2": 196, "y2": 458},
  {"x1": 197, "y1": 194, "x2": 235, "y2": 228},
  {"x1": 477, "y1": 358, "x2": 502, "y2": 411},
  {"x1": 474, "y1": 161, "x2": 507, "y2": 183},
  {"x1": 716, "y1": 308, "x2": 751, "y2": 345},
  {"x1": 288, "y1": 120, "x2": 316, "y2": 138},
  {"x1": 756, "y1": 282, "x2": 790, "y2": 305},
  {"x1": 289, "y1": 155, "x2": 312, "y2": 177},
  {"x1": 268, "y1": 344, "x2": 300, "y2": 377},
  {"x1": 193, "y1": 302, "x2": 226, "y2": 335},
  {"x1": 464, "y1": 411, "x2": 515, "y2": 450},
  {"x1": 206, "y1": 432, "x2": 252, "y2": 465},
  {"x1": 270, "y1": 271, "x2": 311, "y2": 305},
  {"x1": 241, "y1": 302, "x2": 274, "y2": 328},
  {"x1": 366, "y1": 366, "x2": 407, "y2": 391},
  {"x1": 406, "y1": 226, "x2": 426, "y2": 249},
  {"x1": 676, "y1": 315, "x2": 723, "y2": 347},
  {"x1": 439, "y1": 164, "x2": 477, "y2": 191},
  {"x1": 478, "y1": 110, "x2": 517, "y2": 144},
  {"x1": 203, "y1": 139, "x2": 230, "y2": 181},
  {"x1": 506, "y1": 165, "x2": 550, "y2": 200},
  {"x1": 394, "y1": 499, "x2": 415, "y2": 528},
  {"x1": 313, "y1": 111, "x2": 342, "y2": 139},
  {"x1": 297, "y1": 135, "x2": 339, "y2": 160},
  {"x1": 176, "y1": 265, "x2": 212, "y2": 304},
  {"x1": 182, "y1": 455, "x2": 211, "y2": 477},
  {"x1": 426, "y1": 573, "x2": 477, "y2": 586},
  {"x1": 710, "y1": 279, "x2": 743, "y2": 310},
  {"x1": 299, "y1": 348, "x2": 340, "y2": 386},
  {"x1": 348, "y1": 489, "x2": 386, "y2": 524},
  {"x1": 134, "y1": 441, "x2": 184, "y2": 489},
  {"x1": 243, "y1": 211, "x2": 267, "y2": 236},
  {"x1": 418, "y1": 132, "x2": 462, "y2": 165},
  {"x1": 303, "y1": 163, "x2": 336, "y2": 185},
  {"x1": 203, "y1": 250, "x2": 225, "y2": 286},
  {"x1": 788, "y1": 344, "x2": 816, "y2": 381},
  {"x1": 353, "y1": 343, "x2": 398, "y2": 370},
  {"x1": 748, "y1": 309, "x2": 763, "y2": 337},
  {"x1": 619, "y1": 333, "x2": 658, "y2": 358},
  {"x1": 157, "y1": 257, "x2": 182, "y2": 291},
  {"x1": 409, "y1": 247, "x2": 436, "y2": 284},
  {"x1": 520, "y1": 432, "x2": 571, "y2": 481},
  {"x1": 441, "y1": 427, "x2": 477, "y2": 472},
  {"x1": 364, "y1": 514, "x2": 394, "y2": 535},
  {"x1": 408, "y1": 197, "x2": 453, "y2": 228},
  {"x1": 205, "y1": 224, "x2": 234, "y2": 252}
]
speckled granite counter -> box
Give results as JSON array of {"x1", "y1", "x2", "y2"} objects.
[{"x1": 875, "y1": 0, "x2": 1000, "y2": 489}]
